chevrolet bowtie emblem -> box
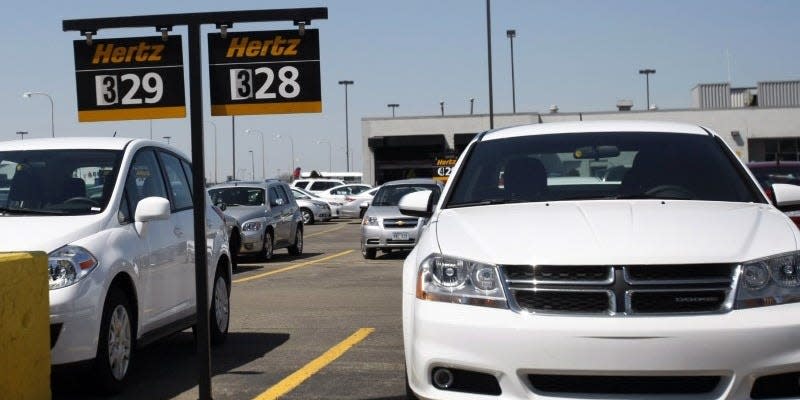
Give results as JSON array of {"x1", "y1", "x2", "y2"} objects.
[{"x1": 396, "y1": 220, "x2": 405, "y2": 226}]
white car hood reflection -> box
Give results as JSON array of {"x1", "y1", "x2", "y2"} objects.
[
  {"x1": 0, "y1": 214, "x2": 107, "y2": 253},
  {"x1": 435, "y1": 200, "x2": 798, "y2": 266}
]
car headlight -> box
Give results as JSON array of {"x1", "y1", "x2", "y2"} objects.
[
  {"x1": 49, "y1": 246, "x2": 98, "y2": 290},
  {"x1": 362, "y1": 216, "x2": 379, "y2": 226},
  {"x1": 242, "y1": 219, "x2": 264, "y2": 231},
  {"x1": 416, "y1": 254, "x2": 508, "y2": 309},
  {"x1": 736, "y1": 251, "x2": 800, "y2": 309}
]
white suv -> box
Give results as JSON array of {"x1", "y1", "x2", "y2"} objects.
[
  {"x1": 400, "y1": 121, "x2": 800, "y2": 399},
  {"x1": 0, "y1": 138, "x2": 231, "y2": 393}
]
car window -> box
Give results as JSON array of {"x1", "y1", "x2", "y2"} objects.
[
  {"x1": 372, "y1": 184, "x2": 441, "y2": 206},
  {"x1": 292, "y1": 189, "x2": 309, "y2": 199},
  {"x1": 310, "y1": 181, "x2": 339, "y2": 191},
  {"x1": 119, "y1": 189, "x2": 132, "y2": 224},
  {"x1": 277, "y1": 185, "x2": 292, "y2": 204},
  {"x1": 294, "y1": 181, "x2": 309, "y2": 189},
  {"x1": 351, "y1": 186, "x2": 369, "y2": 194},
  {"x1": 180, "y1": 159, "x2": 194, "y2": 193},
  {"x1": 125, "y1": 149, "x2": 169, "y2": 213},
  {"x1": 0, "y1": 149, "x2": 122, "y2": 215},
  {"x1": 447, "y1": 132, "x2": 762, "y2": 207},
  {"x1": 159, "y1": 152, "x2": 193, "y2": 210},
  {"x1": 269, "y1": 186, "x2": 284, "y2": 206},
  {"x1": 209, "y1": 187, "x2": 264, "y2": 206},
  {"x1": 331, "y1": 187, "x2": 352, "y2": 195}
]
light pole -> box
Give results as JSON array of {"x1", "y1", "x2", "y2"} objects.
[
  {"x1": 486, "y1": 0, "x2": 495, "y2": 129},
  {"x1": 16, "y1": 131, "x2": 28, "y2": 140},
  {"x1": 316, "y1": 140, "x2": 332, "y2": 171},
  {"x1": 274, "y1": 133, "x2": 295, "y2": 172},
  {"x1": 338, "y1": 80, "x2": 354, "y2": 172},
  {"x1": 206, "y1": 120, "x2": 218, "y2": 184},
  {"x1": 387, "y1": 103, "x2": 399, "y2": 118},
  {"x1": 244, "y1": 128, "x2": 267, "y2": 180},
  {"x1": 506, "y1": 29, "x2": 517, "y2": 114},
  {"x1": 638, "y1": 69, "x2": 656, "y2": 110},
  {"x1": 470, "y1": 98, "x2": 475, "y2": 115},
  {"x1": 22, "y1": 91, "x2": 54, "y2": 137},
  {"x1": 149, "y1": 119, "x2": 153, "y2": 139},
  {"x1": 249, "y1": 150, "x2": 255, "y2": 180},
  {"x1": 163, "y1": 136, "x2": 171, "y2": 145},
  {"x1": 440, "y1": 101, "x2": 445, "y2": 116}
]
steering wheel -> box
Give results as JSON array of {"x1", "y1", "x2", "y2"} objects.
[
  {"x1": 644, "y1": 185, "x2": 695, "y2": 199},
  {"x1": 64, "y1": 197, "x2": 100, "y2": 207}
]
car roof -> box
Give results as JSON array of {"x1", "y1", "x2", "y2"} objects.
[
  {"x1": 381, "y1": 178, "x2": 441, "y2": 186},
  {"x1": 295, "y1": 178, "x2": 344, "y2": 182},
  {"x1": 329, "y1": 183, "x2": 371, "y2": 190},
  {"x1": 481, "y1": 120, "x2": 710, "y2": 142},
  {"x1": 0, "y1": 137, "x2": 191, "y2": 159},
  {"x1": 210, "y1": 180, "x2": 286, "y2": 189}
]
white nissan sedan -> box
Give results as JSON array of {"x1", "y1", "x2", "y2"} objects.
[
  {"x1": 400, "y1": 121, "x2": 800, "y2": 400},
  {"x1": 0, "y1": 138, "x2": 231, "y2": 393}
]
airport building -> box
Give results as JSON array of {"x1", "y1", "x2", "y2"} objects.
[{"x1": 360, "y1": 80, "x2": 800, "y2": 185}]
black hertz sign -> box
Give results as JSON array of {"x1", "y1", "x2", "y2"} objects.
[
  {"x1": 208, "y1": 29, "x2": 321, "y2": 116},
  {"x1": 73, "y1": 36, "x2": 186, "y2": 122}
]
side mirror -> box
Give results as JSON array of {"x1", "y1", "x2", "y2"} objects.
[
  {"x1": 134, "y1": 196, "x2": 170, "y2": 236},
  {"x1": 399, "y1": 190, "x2": 434, "y2": 218},
  {"x1": 359, "y1": 201, "x2": 370, "y2": 209},
  {"x1": 216, "y1": 201, "x2": 227, "y2": 211},
  {"x1": 773, "y1": 183, "x2": 800, "y2": 208}
]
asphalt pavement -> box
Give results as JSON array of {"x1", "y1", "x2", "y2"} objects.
[{"x1": 52, "y1": 219, "x2": 410, "y2": 400}]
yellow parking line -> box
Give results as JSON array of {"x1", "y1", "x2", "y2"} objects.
[
  {"x1": 305, "y1": 223, "x2": 348, "y2": 238},
  {"x1": 253, "y1": 327, "x2": 375, "y2": 400},
  {"x1": 233, "y1": 250, "x2": 354, "y2": 284}
]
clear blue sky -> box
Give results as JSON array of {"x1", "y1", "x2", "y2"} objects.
[{"x1": 1, "y1": 0, "x2": 798, "y2": 181}]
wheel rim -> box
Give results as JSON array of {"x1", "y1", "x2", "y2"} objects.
[
  {"x1": 213, "y1": 276, "x2": 229, "y2": 331},
  {"x1": 302, "y1": 210, "x2": 312, "y2": 224},
  {"x1": 108, "y1": 304, "x2": 131, "y2": 381}
]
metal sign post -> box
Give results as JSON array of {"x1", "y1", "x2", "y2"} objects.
[{"x1": 63, "y1": 9, "x2": 328, "y2": 400}]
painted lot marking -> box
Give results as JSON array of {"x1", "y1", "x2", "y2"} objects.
[
  {"x1": 252, "y1": 327, "x2": 375, "y2": 400},
  {"x1": 233, "y1": 250, "x2": 354, "y2": 284}
]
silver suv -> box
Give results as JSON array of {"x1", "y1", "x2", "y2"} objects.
[{"x1": 208, "y1": 181, "x2": 303, "y2": 260}]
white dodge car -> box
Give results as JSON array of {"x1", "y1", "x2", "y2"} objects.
[
  {"x1": 400, "y1": 121, "x2": 800, "y2": 399},
  {"x1": 0, "y1": 138, "x2": 231, "y2": 393}
]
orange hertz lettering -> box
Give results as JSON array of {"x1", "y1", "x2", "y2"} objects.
[
  {"x1": 436, "y1": 159, "x2": 457, "y2": 167},
  {"x1": 91, "y1": 42, "x2": 164, "y2": 64},
  {"x1": 225, "y1": 36, "x2": 301, "y2": 58}
]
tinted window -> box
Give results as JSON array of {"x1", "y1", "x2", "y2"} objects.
[
  {"x1": 209, "y1": 187, "x2": 264, "y2": 206},
  {"x1": 277, "y1": 185, "x2": 291, "y2": 204},
  {"x1": 294, "y1": 181, "x2": 309, "y2": 189},
  {"x1": 372, "y1": 184, "x2": 441, "y2": 206},
  {"x1": 447, "y1": 132, "x2": 761, "y2": 207},
  {"x1": 126, "y1": 149, "x2": 169, "y2": 212},
  {"x1": 159, "y1": 152, "x2": 193, "y2": 210},
  {"x1": 351, "y1": 186, "x2": 370, "y2": 194},
  {"x1": 292, "y1": 189, "x2": 310, "y2": 199},
  {"x1": 181, "y1": 159, "x2": 194, "y2": 193},
  {"x1": 0, "y1": 149, "x2": 122, "y2": 215},
  {"x1": 119, "y1": 190, "x2": 132, "y2": 224},
  {"x1": 268, "y1": 187, "x2": 283, "y2": 206},
  {"x1": 310, "y1": 181, "x2": 339, "y2": 191}
]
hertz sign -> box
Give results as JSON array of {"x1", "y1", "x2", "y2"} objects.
[
  {"x1": 72, "y1": 36, "x2": 186, "y2": 122},
  {"x1": 208, "y1": 29, "x2": 321, "y2": 116}
]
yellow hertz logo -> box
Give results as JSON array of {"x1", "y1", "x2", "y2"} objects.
[
  {"x1": 92, "y1": 43, "x2": 164, "y2": 64},
  {"x1": 225, "y1": 36, "x2": 301, "y2": 58},
  {"x1": 436, "y1": 159, "x2": 457, "y2": 167}
]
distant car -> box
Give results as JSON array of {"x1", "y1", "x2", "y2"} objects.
[
  {"x1": 360, "y1": 179, "x2": 442, "y2": 259},
  {"x1": 292, "y1": 178, "x2": 346, "y2": 195},
  {"x1": 289, "y1": 187, "x2": 332, "y2": 225},
  {"x1": 208, "y1": 180, "x2": 303, "y2": 260},
  {"x1": 747, "y1": 161, "x2": 800, "y2": 228},
  {"x1": 341, "y1": 186, "x2": 380, "y2": 218},
  {"x1": 319, "y1": 183, "x2": 373, "y2": 201},
  {"x1": 292, "y1": 186, "x2": 344, "y2": 218},
  {"x1": 0, "y1": 137, "x2": 231, "y2": 393}
]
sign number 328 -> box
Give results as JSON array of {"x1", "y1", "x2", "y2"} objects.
[{"x1": 230, "y1": 66, "x2": 300, "y2": 100}]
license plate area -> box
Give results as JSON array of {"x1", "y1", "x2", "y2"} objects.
[{"x1": 392, "y1": 232, "x2": 410, "y2": 240}]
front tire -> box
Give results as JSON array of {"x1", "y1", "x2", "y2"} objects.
[
  {"x1": 288, "y1": 225, "x2": 303, "y2": 256},
  {"x1": 209, "y1": 273, "x2": 230, "y2": 345},
  {"x1": 261, "y1": 230, "x2": 274, "y2": 261},
  {"x1": 361, "y1": 241, "x2": 376, "y2": 259},
  {"x1": 300, "y1": 208, "x2": 315, "y2": 225},
  {"x1": 94, "y1": 287, "x2": 134, "y2": 394}
]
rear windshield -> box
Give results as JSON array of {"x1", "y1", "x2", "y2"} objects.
[
  {"x1": 373, "y1": 184, "x2": 441, "y2": 207},
  {"x1": 446, "y1": 132, "x2": 762, "y2": 207},
  {"x1": 309, "y1": 181, "x2": 340, "y2": 191}
]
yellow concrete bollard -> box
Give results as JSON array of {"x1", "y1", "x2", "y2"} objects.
[{"x1": 0, "y1": 252, "x2": 51, "y2": 400}]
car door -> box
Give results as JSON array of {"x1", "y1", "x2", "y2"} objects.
[
  {"x1": 278, "y1": 184, "x2": 297, "y2": 242},
  {"x1": 157, "y1": 150, "x2": 196, "y2": 319},
  {"x1": 126, "y1": 148, "x2": 183, "y2": 331}
]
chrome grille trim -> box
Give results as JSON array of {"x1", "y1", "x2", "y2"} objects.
[
  {"x1": 505, "y1": 265, "x2": 615, "y2": 286},
  {"x1": 623, "y1": 265, "x2": 733, "y2": 285}
]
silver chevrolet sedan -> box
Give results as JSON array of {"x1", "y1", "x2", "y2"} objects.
[{"x1": 360, "y1": 179, "x2": 442, "y2": 259}]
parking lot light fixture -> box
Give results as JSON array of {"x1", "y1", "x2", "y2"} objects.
[
  {"x1": 244, "y1": 128, "x2": 267, "y2": 180},
  {"x1": 22, "y1": 91, "x2": 55, "y2": 138},
  {"x1": 249, "y1": 150, "x2": 255, "y2": 180},
  {"x1": 338, "y1": 80, "x2": 354, "y2": 172},
  {"x1": 16, "y1": 131, "x2": 28, "y2": 140},
  {"x1": 163, "y1": 136, "x2": 171, "y2": 145},
  {"x1": 506, "y1": 29, "x2": 517, "y2": 114},
  {"x1": 387, "y1": 103, "x2": 399, "y2": 118},
  {"x1": 638, "y1": 68, "x2": 656, "y2": 110}
]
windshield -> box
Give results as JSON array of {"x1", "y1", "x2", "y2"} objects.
[
  {"x1": 209, "y1": 187, "x2": 265, "y2": 206},
  {"x1": 372, "y1": 184, "x2": 440, "y2": 207},
  {"x1": 0, "y1": 149, "x2": 122, "y2": 215},
  {"x1": 446, "y1": 132, "x2": 761, "y2": 208}
]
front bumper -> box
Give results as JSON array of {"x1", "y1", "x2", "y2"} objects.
[
  {"x1": 405, "y1": 297, "x2": 800, "y2": 400},
  {"x1": 361, "y1": 224, "x2": 420, "y2": 249},
  {"x1": 239, "y1": 228, "x2": 265, "y2": 254},
  {"x1": 50, "y1": 278, "x2": 104, "y2": 365}
]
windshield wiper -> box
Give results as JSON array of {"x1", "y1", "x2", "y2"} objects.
[
  {"x1": 447, "y1": 198, "x2": 529, "y2": 208},
  {"x1": 0, "y1": 207, "x2": 67, "y2": 215}
]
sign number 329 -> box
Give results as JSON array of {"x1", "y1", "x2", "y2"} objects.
[
  {"x1": 95, "y1": 72, "x2": 164, "y2": 106},
  {"x1": 230, "y1": 66, "x2": 300, "y2": 100}
]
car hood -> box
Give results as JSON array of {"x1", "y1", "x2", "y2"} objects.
[
  {"x1": 0, "y1": 214, "x2": 108, "y2": 253},
  {"x1": 435, "y1": 201, "x2": 797, "y2": 265},
  {"x1": 223, "y1": 206, "x2": 267, "y2": 222}
]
